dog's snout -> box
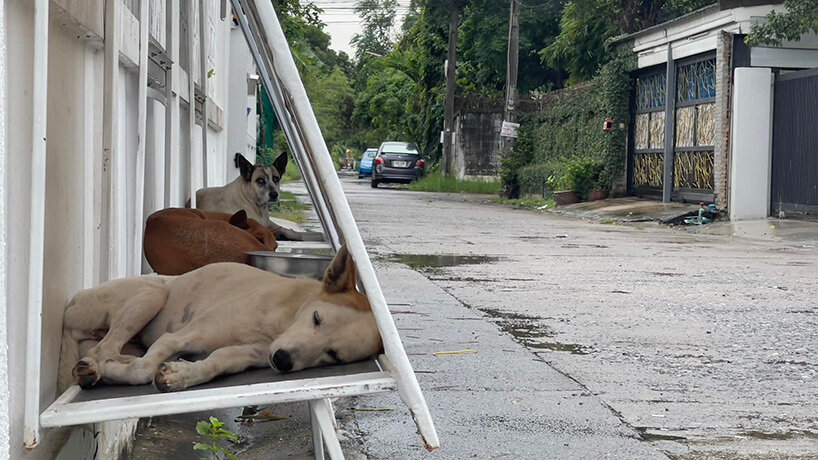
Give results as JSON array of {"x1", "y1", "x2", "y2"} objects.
[
  {"x1": 271, "y1": 349, "x2": 293, "y2": 372},
  {"x1": 269, "y1": 190, "x2": 278, "y2": 201}
]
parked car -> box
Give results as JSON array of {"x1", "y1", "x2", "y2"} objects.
[
  {"x1": 358, "y1": 148, "x2": 378, "y2": 178},
  {"x1": 371, "y1": 141, "x2": 426, "y2": 188}
]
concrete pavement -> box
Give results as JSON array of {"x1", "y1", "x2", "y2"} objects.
[{"x1": 133, "y1": 174, "x2": 818, "y2": 459}]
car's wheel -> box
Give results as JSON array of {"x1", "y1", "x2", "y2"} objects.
[
  {"x1": 358, "y1": 174, "x2": 363, "y2": 179},
  {"x1": 371, "y1": 180, "x2": 379, "y2": 188}
]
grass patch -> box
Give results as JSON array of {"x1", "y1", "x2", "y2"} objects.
[
  {"x1": 493, "y1": 197, "x2": 555, "y2": 209},
  {"x1": 281, "y1": 163, "x2": 302, "y2": 184},
  {"x1": 268, "y1": 191, "x2": 310, "y2": 224},
  {"x1": 408, "y1": 172, "x2": 501, "y2": 194}
]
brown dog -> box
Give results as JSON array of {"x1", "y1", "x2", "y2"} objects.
[{"x1": 144, "y1": 208, "x2": 278, "y2": 275}]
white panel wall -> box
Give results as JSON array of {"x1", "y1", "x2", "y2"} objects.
[
  {"x1": 2, "y1": 0, "x2": 258, "y2": 456},
  {"x1": 227, "y1": 23, "x2": 258, "y2": 181},
  {"x1": 729, "y1": 68, "x2": 774, "y2": 220}
]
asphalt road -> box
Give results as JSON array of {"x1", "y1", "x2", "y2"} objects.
[
  {"x1": 133, "y1": 174, "x2": 818, "y2": 459},
  {"x1": 332, "y1": 174, "x2": 818, "y2": 459}
]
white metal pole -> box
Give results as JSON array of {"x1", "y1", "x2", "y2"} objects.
[
  {"x1": 103, "y1": 0, "x2": 121, "y2": 279},
  {"x1": 83, "y1": 47, "x2": 98, "y2": 288},
  {"x1": 133, "y1": 0, "x2": 149, "y2": 276},
  {"x1": 24, "y1": 0, "x2": 49, "y2": 448},
  {"x1": 247, "y1": 0, "x2": 439, "y2": 449},
  {"x1": 198, "y1": 0, "x2": 209, "y2": 188},
  {"x1": 187, "y1": 2, "x2": 198, "y2": 208},
  {"x1": 166, "y1": 0, "x2": 180, "y2": 207}
]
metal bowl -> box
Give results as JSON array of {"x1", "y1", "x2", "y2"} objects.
[{"x1": 247, "y1": 251, "x2": 332, "y2": 279}]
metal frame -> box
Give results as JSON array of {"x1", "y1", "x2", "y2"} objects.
[
  {"x1": 28, "y1": 0, "x2": 439, "y2": 455},
  {"x1": 230, "y1": 0, "x2": 438, "y2": 451},
  {"x1": 23, "y1": 0, "x2": 49, "y2": 448}
]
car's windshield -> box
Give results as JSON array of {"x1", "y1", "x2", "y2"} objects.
[{"x1": 381, "y1": 144, "x2": 419, "y2": 155}]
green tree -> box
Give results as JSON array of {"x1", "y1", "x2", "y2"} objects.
[
  {"x1": 266, "y1": 0, "x2": 357, "y2": 158},
  {"x1": 747, "y1": 0, "x2": 818, "y2": 46},
  {"x1": 541, "y1": 0, "x2": 715, "y2": 84},
  {"x1": 351, "y1": 0, "x2": 398, "y2": 63},
  {"x1": 458, "y1": 0, "x2": 563, "y2": 94}
]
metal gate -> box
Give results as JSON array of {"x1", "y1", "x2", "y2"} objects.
[
  {"x1": 630, "y1": 54, "x2": 716, "y2": 203},
  {"x1": 771, "y1": 68, "x2": 818, "y2": 217}
]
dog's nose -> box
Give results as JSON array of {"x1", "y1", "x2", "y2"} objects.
[
  {"x1": 269, "y1": 191, "x2": 278, "y2": 201},
  {"x1": 271, "y1": 350, "x2": 293, "y2": 372}
]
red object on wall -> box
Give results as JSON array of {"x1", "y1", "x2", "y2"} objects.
[{"x1": 602, "y1": 117, "x2": 613, "y2": 131}]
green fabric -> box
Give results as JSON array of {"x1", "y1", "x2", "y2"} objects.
[{"x1": 256, "y1": 83, "x2": 277, "y2": 164}]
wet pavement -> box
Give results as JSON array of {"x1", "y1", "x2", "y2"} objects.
[{"x1": 131, "y1": 174, "x2": 818, "y2": 459}]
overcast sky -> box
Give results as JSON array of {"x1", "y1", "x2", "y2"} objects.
[{"x1": 313, "y1": 1, "x2": 412, "y2": 57}]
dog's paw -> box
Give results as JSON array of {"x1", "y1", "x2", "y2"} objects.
[
  {"x1": 72, "y1": 358, "x2": 100, "y2": 389},
  {"x1": 154, "y1": 362, "x2": 190, "y2": 393}
]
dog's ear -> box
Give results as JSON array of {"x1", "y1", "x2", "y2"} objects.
[
  {"x1": 234, "y1": 153, "x2": 255, "y2": 181},
  {"x1": 228, "y1": 210, "x2": 250, "y2": 229},
  {"x1": 322, "y1": 245, "x2": 357, "y2": 294},
  {"x1": 273, "y1": 152, "x2": 288, "y2": 176}
]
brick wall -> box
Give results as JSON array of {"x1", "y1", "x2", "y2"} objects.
[{"x1": 714, "y1": 31, "x2": 733, "y2": 210}]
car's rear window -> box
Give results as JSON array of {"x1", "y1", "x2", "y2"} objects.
[
  {"x1": 363, "y1": 151, "x2": 376, "y2": 159},
  {"x1": 381, "y1": 144, "x2": 419, "y2": 155}
]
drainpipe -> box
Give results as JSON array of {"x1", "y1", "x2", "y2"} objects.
[{"x1": 24, "y1": 0, "x2": 49, "y2": 449}]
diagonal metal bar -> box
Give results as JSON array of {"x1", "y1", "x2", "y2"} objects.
[{"x1": 233, "y1": 0, "x2": 439, "y2": 450}]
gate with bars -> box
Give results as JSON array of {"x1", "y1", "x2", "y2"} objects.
[{"x1": 771, "y1": 68, "x2": 818, "y2": 218}]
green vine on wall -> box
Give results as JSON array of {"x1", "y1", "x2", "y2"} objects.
[
  {"x1": 597, "y1": 49, "x2": 636, "y2": 189},
  {"x1": 500, "y1": 48, "x2": 635, "y2": 199}
]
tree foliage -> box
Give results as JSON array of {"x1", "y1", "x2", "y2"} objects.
[
  {"x1": 351, "y1": 0, "x2": 398, "y2": 63},
  {"x1": 747, "y1": 0, "x2": 818, "y2": 46},
  {"x1": 270, "y1": 0, "x2": 356, "y2": 158},
  {"x1": 541, "y1": 0, "x2": 715, "y2": 84}
]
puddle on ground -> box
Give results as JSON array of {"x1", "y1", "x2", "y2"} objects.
[
  {"x1": 635, "y1": 427, "x2": 687, "y2": 442},
  {"x1": 738, "y1": 430, "x2": 818, "y2": 441},
  {"x1": 480, "y1": 308, "x2": 592, "y2": 355},
  {"x1": 382, "y1": 253, "x2": 501, "y2": 273}
]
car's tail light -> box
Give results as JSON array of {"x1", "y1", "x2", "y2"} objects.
[
  {"x1": 416, "y1": 159, "x2": 426, "y2": 168},
  {"x1": 374, "y1": 156, "x2": 384, "y2": 165}
]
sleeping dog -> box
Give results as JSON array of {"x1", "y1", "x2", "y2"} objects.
[{"x1": 59, "y1": 246, "x2": 382, "y2": 392}]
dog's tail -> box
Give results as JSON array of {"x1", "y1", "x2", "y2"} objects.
[
  {"x1": 58, "y1": 289, "x2": 112, "y2": 392},
  {"x1": 57, "y1": 327, "x2": 78, "y2": 393}
]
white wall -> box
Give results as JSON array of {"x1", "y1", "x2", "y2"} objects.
[
  {"x1": 729, "y1": 67, "x2": 774, "y2": 220},
  {"x1": 0, "y1": 0, "x2": 11, "y2": 456},
  {"x1": 2, "y1": 0, "x2": 258, "y2": 457},
  {"x1": 227, "y1": 23, "x2": 258, "y2": 181}
]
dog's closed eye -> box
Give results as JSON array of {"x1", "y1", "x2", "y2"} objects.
[
  {"x1": 313, "y1": 311, "x2": 322, "y2": 327},
  {"x1": 326, "y1": 349, "x2": 341, "y2": 363}
]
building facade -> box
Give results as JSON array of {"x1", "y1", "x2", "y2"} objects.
[{"x1": 622, "y1": 1, "x2": 818, "y2": 217}]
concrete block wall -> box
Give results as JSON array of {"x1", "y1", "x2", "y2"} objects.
[{"x1": 452, "y1": 111, "x2": 503, "y2": 178}]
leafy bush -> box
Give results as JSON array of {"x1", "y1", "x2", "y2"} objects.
[
  {"x1": 194, "y1": 417, "x2": 239, "y2": 460},
  {"x1": 500, "y1": 49, "x2": 634, "y2": 199},
  {"x1": 565, "y1": 158, "x2": 604, "y2": 200}
]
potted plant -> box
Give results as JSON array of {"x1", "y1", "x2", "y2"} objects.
[
  {"x1": 588, "y1": 174, "x2": 609, "y2": 201},
  {"x1": 552, "y1": 174, "x2": 579, "y2": 206},
  {"x1": 566, "y1": 158, "x2": 606, "y2": 202}
]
